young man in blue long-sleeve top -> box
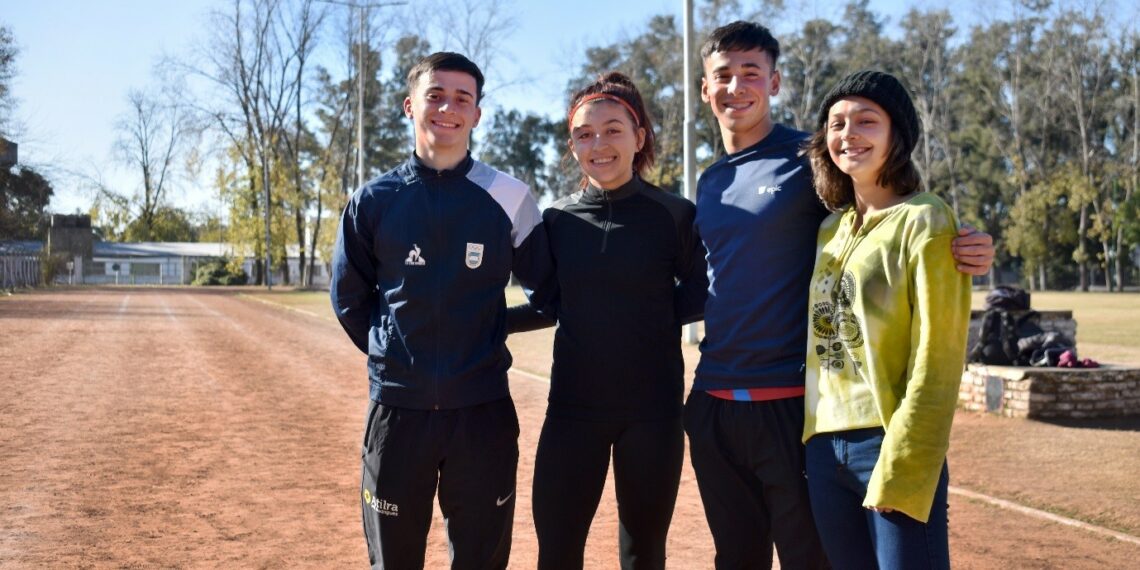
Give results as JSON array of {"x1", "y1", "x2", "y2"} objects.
[{"x1": 330, "y1": 52, "x2": 552, "y2": 570}]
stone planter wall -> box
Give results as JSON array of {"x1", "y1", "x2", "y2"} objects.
[{"x1": 959, "y1": 364, "x2": 1140, "y2": 419}]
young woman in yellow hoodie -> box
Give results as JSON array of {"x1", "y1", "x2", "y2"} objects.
[{"x1": 800, "y1": 70, "x2": 970, "y2": 569}]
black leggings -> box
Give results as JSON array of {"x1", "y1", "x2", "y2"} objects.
[{"x1": 531, "y1": 415, "x2": 684, "y2": 570}]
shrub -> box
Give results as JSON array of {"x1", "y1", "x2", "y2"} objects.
[
  {"x1": 192, "y1": 258, "x2": 248, "y2": 286},
  {"x1": 39, "y1": 253, "x2": 70, "y2": 285}
]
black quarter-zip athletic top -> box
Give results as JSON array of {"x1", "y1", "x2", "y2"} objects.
[
  {"x1": 511, "y1": 177, "x2": 709, "y2": 421},
  {"x1": 331, "y1": 153, "x2": 554, "y2": 410}
]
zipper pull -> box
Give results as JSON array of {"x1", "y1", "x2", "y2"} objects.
[{"x1": 601, "y1": 191, "x2": 613, "y2": 253}]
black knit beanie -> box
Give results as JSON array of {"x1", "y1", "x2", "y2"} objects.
[{"x1": 817, "y1": 70, "x2": 919, "y2": 157}]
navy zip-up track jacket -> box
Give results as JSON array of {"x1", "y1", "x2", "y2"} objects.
[{"x1": 331, "y1": 153, "x2": 553, "y2": 410}]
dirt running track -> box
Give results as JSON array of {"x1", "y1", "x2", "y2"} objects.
[{"x1": 1, "y1": 288, "x2": 1138, "y2": 568}]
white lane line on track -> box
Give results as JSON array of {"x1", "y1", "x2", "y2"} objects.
[
  {"x1": 160, "y1": 296, "x2": 176, "y2": 323},
  {"x1": 117, "y1": 294, "x2": 132, "y2": 317},
  {"x1": 948, "y1": 486, "x2": 1140, "y2": 547},
  {"x1": 238, "y1": 294, "x2": 325, "y2": 319},
  {"x1": 508, "y1": 367, "x2": 550, "y2": 384}
]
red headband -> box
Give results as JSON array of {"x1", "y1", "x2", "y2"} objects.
[{"x1": 567, "y1": 93, "x2": 641, "y2": 132}]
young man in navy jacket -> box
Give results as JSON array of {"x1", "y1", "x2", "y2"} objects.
[{"x1": 330, "y1": 52, "x2": 552, "y2": 570}]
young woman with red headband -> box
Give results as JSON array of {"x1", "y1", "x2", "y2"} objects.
[{"x1": 508, "y1": 72, "x2": 708, "y2": 569}]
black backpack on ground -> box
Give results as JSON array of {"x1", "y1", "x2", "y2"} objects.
[
  {"x1": 984, "y1": 285, "x2": 1031, "y2": 311},
  {"x1": 969, "y1": 286, "x2": 1044, "y2": 365}
]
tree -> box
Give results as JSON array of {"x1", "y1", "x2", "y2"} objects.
[
  {"x1": 948, "y1": 41, "x2": 1019, "y2": 286},
  {"x1": 410, "y1": 0, "x2": 517, "y2": 89},
  {"x1": 897, "y1": 9, "x2": 958, "y2": 212},
  {"x1": 370, "y1": 35, "x2": 429, "y2": 174},
  {"x1": 311, "y1": 60, "x2": 356, "y2": 286},
  {"x1": 778, "y1": 18, "x2": 840, "y2": 131},
  {"x1": 123, "y1": 207, "x2": 196, "y2": 242},
  {"x1": 1113, "y1": 29, "x2": 1140, "y2": 288},
  {"x1": 480, "y1": 109, "x2": 555, "y2": 199},
  {"x1": 953, "y1": 122, "x2": 1018, "y2": 284},
  {"x1": 0, "y1": 25, "x2": 49, "y2": 241},
  {"x1": 187, "y1": 0, "x2": 321, "y2": 285},
  {"x1": 189, "y1": 0, "x2": 278, "y2": 284},
  {"x1": 311, "y1": 23, "x2": 424, "y2": 285},
  {"x1": 1006, "y1": 170, "x2": 1081, "y2": 289},
  {"x1": 273, "y1": 0, "x2": 324, "y2": 286},
  {"x1": 0, "y1": 165, "x2": 52, "y2": 240},
  {"x1": 191, "y1": 210, "x2": 228, "y2": 242},
  {"x1": 1044, "y1": 7, "x2": 1114, "y2": 290},
  {"x1": 697, "y1": 0, "x2": 783, "y2": 30},
  {"x1": 956, "y1": 4, "x2": 1050, "y2": 286},
  {"x1": 835, "y1": 0, "x2": 896, "y2": 75},
  {"x1": 210, "y1": 140, "x2": 291, "y2": 280},
  {"x1": 108, "y1": 87, "x2": 198, "y2": 241},
  {"x1": 959, "y1": 4, "x2": 1046, "y2": 199},
  {"x1": 0, "y1": 24, "x2": 16, "y2": 137}
]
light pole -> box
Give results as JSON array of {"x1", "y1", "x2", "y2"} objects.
[
  {"x1": 682, "y1": 0, "x2": 701, "y2": 345},
  {"x1": 318, "y1": 0, "x2": 407, "y2": 190}
]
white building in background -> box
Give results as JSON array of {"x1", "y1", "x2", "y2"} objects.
[
  {"x1": 87, "y1": 242, "x2": 330, "y2": 288},
  {"x1": 83, "y1": 242, "x2": 235, "y2": 285},
  {"x1": 0, "y1": 240, "x2": 331, "y2": 288}
]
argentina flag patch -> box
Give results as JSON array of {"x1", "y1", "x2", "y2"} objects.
[{"x1": 465, "y1": 242, "x2": 484, "y2": 269}]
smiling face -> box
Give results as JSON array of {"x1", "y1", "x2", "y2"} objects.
[
  {"x1": 826, "y1": 96, "x2": 892, "y2": 186},
  {"x1": 403, "y1": 69, "x2": 481, "y2": 162},
  {"x1": 568, "y1": 100, "x2": 645, "y2": 190},
  {"x1": 701, "y1": 48, "x2": 780, "y2": 153}
]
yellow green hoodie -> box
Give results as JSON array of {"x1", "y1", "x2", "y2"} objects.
[{"x1": 803, "y1": 191, "x2": 969, "y2": 523}]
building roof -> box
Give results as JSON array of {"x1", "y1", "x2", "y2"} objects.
[
  {"x1": 0, "y1": 240, "x2": 43, "y2": 254},
  {"x1": 94, "y1": 242, "x2": 238, "y2": 258},
  {"x1": 0, "y1": 240, "x2": 322, "y2": 260}
]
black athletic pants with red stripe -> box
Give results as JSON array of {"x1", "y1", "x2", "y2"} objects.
[
  {"x1": 531, "y1": 414, "x2": 685, "y2": 570},
  {"x1": 360, "y1": 397, "x2": 519, "y2": 570}
]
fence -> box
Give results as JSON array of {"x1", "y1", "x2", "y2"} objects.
[{"x1": 1, "y1": 255, "x2": 41, "y2": 289}]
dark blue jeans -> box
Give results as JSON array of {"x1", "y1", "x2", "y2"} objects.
[{"x1": 805, "y1": 428, "x2": 949, "y2": 570}]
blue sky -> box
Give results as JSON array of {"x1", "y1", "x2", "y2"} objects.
[
  {"x1": 4, "y1": 0, "x2": 1108, "y2": 215},
  {"x1": 7, "y1": 0, "x2": 699, "y2": 213}
]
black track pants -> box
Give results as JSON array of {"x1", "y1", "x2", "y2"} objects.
[
  {"x1": 683, "y1": 392, "x2": 829, "y2": 570},
  {"x1": 531, "y1": 415, "x2": 684, "y2": 570},
  {"x1": 360, "y1": 397, "x2": 519, "y2": 570}
]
